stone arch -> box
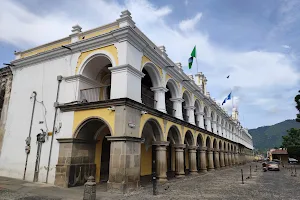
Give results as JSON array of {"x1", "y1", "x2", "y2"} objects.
[
  {"x1": 141, "y1": 62, "x2": 162, "y2": 88},
  {"x1": 165, "y1": 79, "x2": 180, "y2": 116},
  {"x1": 73, "y1": 117, "x2": 112, "y2": 183},
  {"x1": 218, "y1": 140, "x2": 223, "y2": 150},
  {"x1": 203, "y1": 106, "x2": 209, "y2": 117},
  {"x1": 213, "y1": 138, "x2": 218, "y2": 150},
  {"x1": 184, "y1": 130, "x2": 195, "y2": 146},
  {"x1": 197, "y1": 133, "x2": 204, "y2": 148},
  {"x1": 165, "y1": 78, "x2": 179, "y2": 98},
  {"x1": 167, "y1": 125, "x2": 182, "y2": 177},
  {"x1": 184, "y1": 130, "x2": 194, "y2": 173},
  {"x1": 140, "y1": 118, "x2": 164, "y2": 178},
  {"x1": 205, "y1": 136, "x2": 212, "y2": 148},
  {"x1": 182, "y1": 91, "x2": 192, "y2": 122},
  {"x1": 78, "y1": 50, "x2": 116, "y2": 75},
  {"x1": 78, "y1": 53, "x2": 114, "y2": 102},
  {"x1": 194, "y1": 99, "x2": 201, "y2": 126}
]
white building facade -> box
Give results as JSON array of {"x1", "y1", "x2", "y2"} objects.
[{"x1": 0, "y1": 10, "x2": 253, "y2": 192}]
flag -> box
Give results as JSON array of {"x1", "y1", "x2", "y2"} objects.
[
  {"x1": 188, "y1": 57, "x2": 193, "y2": 69},
  {"x1": 191, "y1": 46, "x2": 196, "y2": 58},
  {"x1": 227, "y1": 75, "x2": 230, "y2": 78},
  {"x1": 222, "y1": 92, "x2": 232, "y2": 105}
]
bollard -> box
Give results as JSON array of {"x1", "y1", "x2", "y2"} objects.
[
  {"x1": 241, "y1": 169, "x2": 244, "y2": 184},
  {"x1": 250, "y1": 166, "x2": 252, "y2": 178},
  {"x1": 83, "y1": 176, "x2": 96, "y2": 200}
]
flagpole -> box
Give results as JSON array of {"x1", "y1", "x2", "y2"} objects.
[{"x1": 196, "y1": 56, "x2": 199, "y2": 73}]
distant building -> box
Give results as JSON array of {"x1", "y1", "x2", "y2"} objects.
[
  {"x1": 0, "y1": 10, "x2": 254, "y2": 193},
  {"x1": 268, "y1": 148, "x2": 289, "y2": 163}
]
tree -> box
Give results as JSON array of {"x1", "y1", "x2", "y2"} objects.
[
  {"x1": 282, "y1": 128, "x2": 300, "y2": 147},
  {"x1": 296, "y1": 90, "x2": 300, "y2": 122}
]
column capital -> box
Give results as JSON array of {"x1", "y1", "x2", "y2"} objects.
[
  {"x1": 173, "y1": 144, "x2": 186, "y2": 149},
  {"x1": 170, "y1": 97, "x2": 184, "y2": 103},
  {"x1": 207, "y1": 148, "x2": 214, "y2": 152},
  {"x1": 184, "y1": 106, "x2": 195, "y2": 110},
  {"x1": 199, "y1": 146, "x2": 207, "y2": 151},
  {"x1": 219, "y1": 149, "x2": 224, "y2": 152},
  {"x1": 187, "y1": 145, "x2": 198, "y2": 150},
  {"x1": 205, "y1": 116, "x2": 211, "y2": 120},
  {"x1": 214, "y1": 149, "x2": 219, "y2": 152},
  {"x1": 195, "y1": 111, "x2": 204, "y2": 115},
  {"x1": 109, "y1": 64, "x2": 145, "y2": 78},
  {"x1": 151, "y1": 86, "x2": 168, "y2": 92},
  {"x1": 211, "y1": 121, "x2": 217, "y2": 124},
  {"x1": 152, "y1": 141, "x2": 170, "y2": 146}
]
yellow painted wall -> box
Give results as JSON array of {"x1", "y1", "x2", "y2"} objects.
[
  {"x1": 141, "y1": 143, "x2": 152, "y2": 176},
  {"x1": 141, "y1": 56, "x2": 162, "y2": 77},
  {"x1": 80, "y1": 25, "x2": 119, "y2": 40},
  {"x1": 72, "y1": 108, "x2": 115, "y2": 136},
  {"x1": 75, "y1": 45, "x2": 118, "y2": 73},
  {"x1": 20, "y1": 39, "x2": 70, "y2": 58},
  {"x1": 139, "y1": 114, "x2": 164, "y2": 138}
]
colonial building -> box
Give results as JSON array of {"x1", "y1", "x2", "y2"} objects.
[{"x1": 0, "y1": 10, "x2": 253, "y2": 193}]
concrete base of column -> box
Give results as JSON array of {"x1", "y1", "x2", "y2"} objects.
[{"x1": 199, "y1": 168, "x2": 207, "y2": 173}]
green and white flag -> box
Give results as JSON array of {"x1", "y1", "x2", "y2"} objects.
[{"x1": 188, "y1": 46, "x2": 196, "y2": 69}]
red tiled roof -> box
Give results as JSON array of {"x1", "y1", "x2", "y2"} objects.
[{"x1": 272, "y1": 149, "x2": 288, "y2": 155}]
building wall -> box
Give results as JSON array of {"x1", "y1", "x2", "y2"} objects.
[{"x1": 0, "y1": 54, "x2": 78, "y2": 184}]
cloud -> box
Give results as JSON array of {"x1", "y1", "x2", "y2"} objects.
[
  {"x1": 184, "y1": 0, "x2": 189, "y2": 6},
  {"x1": 282, "y1": 45, "x2": 291, "y2": 49},
  {"x1": 179, "y1": 13, "x2": 202, "y2": 31},
  {"x1": 0, "y1": 0, "x2": 299, "y2": 128}
]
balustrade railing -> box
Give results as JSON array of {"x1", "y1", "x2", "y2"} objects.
[
  {"x1": 80, "y1": 85, "x2": 110, "y2": 103},
  {"x1": 142, "y1": 93, "x2": 157, "y2": 109}
]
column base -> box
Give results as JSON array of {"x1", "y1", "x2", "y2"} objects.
[
  {"x1": 208, "y1": 168, "x2": 215, "y2": 171},
  {"x1": 199, "y1": 169, "x2": 207, "y2": 173},
  {"x1": 107, "y1": 180, "x2": 140, "y2": 194},
  {"x1": 190, "y1": 171, "x2": 198, "y2": 175},
  {"x1": 175, "y1": 174, "x2": 185, "y2": 178},
  {"x1": 157, "y1": 177, "x2": 168, "y2": 183}
]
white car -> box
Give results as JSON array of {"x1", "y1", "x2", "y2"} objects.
[{"x1": 288, "y1": 158, "x2": 298, "y2": 164}]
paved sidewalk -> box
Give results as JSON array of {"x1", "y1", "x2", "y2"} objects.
[{"x1": 0, "y1": 176, "x2": 122, "y2": 200}]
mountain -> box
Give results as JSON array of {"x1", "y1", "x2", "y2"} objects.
[{"x1": 249, "y1": 119, "x2": 300, "y2": 151}]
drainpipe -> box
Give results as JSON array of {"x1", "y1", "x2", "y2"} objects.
[
  {"x1": 23, "y1": 91, "x2": 37, "y2": 180},
  {"x1": 45, "y1": 75, "x2": 63, "y2": 183}
]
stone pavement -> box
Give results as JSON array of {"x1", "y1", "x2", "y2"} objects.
[{"x1": 1, "y1": 163, "x2": 300, "y2": 199}]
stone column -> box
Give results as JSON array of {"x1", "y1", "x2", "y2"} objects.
[
  {"x1": 218, "y1": 124, "x2": 222, "y2": 136},
  {"x1": 195, "y1": 112, "x2": 205, "y2": 129},
  {"x1": 151, "y1": 87, "x2": 168, "y2": 113},
  {"x1": 224, "y1": 151, "x2": 229, "y2": 166},
  {"x1": 231, "y1": 152, "x2": 235, "y2": 165},
  {"x1": 205, "y1": 117, "x2": 212, "y2": 132},
  {"x1": 199, "y1": 147, "x2": 207, "y2": 173},
  {"x1": 211, "y1": 121, "x2": 217, "y2": 134},
  {"x1": 207, "y1": 148, "x2": 214, "y2": 171},
  {"x1": 234, "y1": 152, "x2": 238, "y2": 165},
  {"x1": 170, "y1": 98, "x2": 184, "y2": 120},
  {"x1": 106, "y1": 136, "x2": 143, "y2": 193},
  {"x1": 228, "y1": 151, "x2": 232, "y2": 166},
  {"x1": 214, "y1": 149, "x2": 220, "y2": 169},
  {"x1": 219, "y1": 150, "x2": 225, "y2": 167},
  {"x1": 174, "y1": 144, "x2": 186, "y2": 178},
  {"x1": 188, "y1": 145, "x2": 198, "y2": 174},
  {"x1": 185, "y1": 106, "x2": 195, "y2": 125},
  {"x1": 153, "y1": 141, "x2": 169, "y2": 182}
]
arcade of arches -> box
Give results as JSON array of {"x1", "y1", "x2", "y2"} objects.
[{"x1": 55, "y1": 116, "x2": 252, "y2": 191}]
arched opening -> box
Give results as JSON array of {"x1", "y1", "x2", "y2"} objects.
[
  {"x1": 219, "y1": 141, "x2": 223, "y2": 166},
  {"x1": 216, "y1": 115, "x2": 220, "y2": 135},
  {"x1": 213, "y1": 139, "x2": 217, "y2": 168},
  {"x1": 194, "y1": 100, "x2": 201, "y2": 126},
  {"x1": 165, "y1": 79, "x2": 178, "y2": 116},
  {"x1": 166, "y1": 126, "x2": 181, "y2": 179},
  {"x1": 204, "y1": 106, "x2": 208, "y2": 130},
  {"x1": 211, "y1": 112, "x2": 215, "y2": 133},
  {"x1": 205, "y1": 137, "x2": 211, "y2": 169},
  {"x1": 80, "y1": 55, "x2": 112, "y2": 102},
  {"x1": 140, "y1": 119, "x2": 163, "y2": 184},
  {"x1": 197, "y1": 134, "x2": 203, "y2": 170},
  {"x1": 141, "y1": 64, "x2": 160, "y2": 109},
  {"x1": 184, "y1": 131, "x2": 194, "y2": 174},
  {"x1": 182, "y1": 91, "x2": 191, "y2": 122},
  {"x1": 73, "y1": 118, "x2": 112, "y2": 184}
]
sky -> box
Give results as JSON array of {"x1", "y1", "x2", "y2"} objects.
[{"x1": 0, "y1": 0, "x2": 299, "y2": 129}]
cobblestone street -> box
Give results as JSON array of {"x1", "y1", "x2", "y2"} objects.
[{"x1": 1, "y1": 163, "x2": 300, "y2": 200}]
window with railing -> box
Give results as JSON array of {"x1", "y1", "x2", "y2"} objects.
[
  {"x1": 80, "y1": 85, "x2": 110, "y2": 103},
  {"x1": 166, "y1": 100, "x2": 176, "y2": 116}
]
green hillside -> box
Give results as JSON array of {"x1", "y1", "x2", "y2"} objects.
[{"x1": 249, "y1": 119, "x2": 300, "y2": 151}]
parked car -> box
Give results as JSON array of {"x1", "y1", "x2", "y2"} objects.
[
  {"x1": 272, "y1": 159, "x2": 281, "y2": 164},
  {"x1": 267, "y1": 161, "x2": 280, "y2": 171},
  {"x1": 288, "y1": 158, "x2": 298, "y2": 164}
]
